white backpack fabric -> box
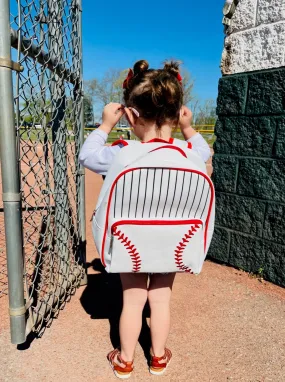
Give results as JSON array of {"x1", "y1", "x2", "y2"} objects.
[{"x1": 92, "y1": 138, "x2": 215, "y2": 274}]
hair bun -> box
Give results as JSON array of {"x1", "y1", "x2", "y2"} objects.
[
  {"x1": 163, "y1": 60, "x2": 180, "y2": 76},
  {"x1": 133, "y1": 60, "x2": 149, "y2": 75}
]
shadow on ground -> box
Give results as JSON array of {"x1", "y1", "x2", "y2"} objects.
[{"x1": 80, "y1": 259, "x2": 151, "y2": 362}]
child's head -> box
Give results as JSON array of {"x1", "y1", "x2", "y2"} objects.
[{"x1": 123, "y1": 60, "x2": 183, "y2": 132}]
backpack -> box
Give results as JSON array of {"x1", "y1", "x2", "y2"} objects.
[{"x1": 92, "y1": 137, "x2": 215, "y2": 274}]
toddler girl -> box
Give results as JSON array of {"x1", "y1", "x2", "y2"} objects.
[{"x1": 79, "y1": 60, "x2": 211, "y2": 378}]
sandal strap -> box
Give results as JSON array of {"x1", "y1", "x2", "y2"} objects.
[
  {"x1": 151, "y1": 348, "x2": 172, "y2": 369},
  {"x1": 108, "y1": 349, "x2": 134, "y2": 373},
  {"x1": 152, "y1": 360, "x2": 167, "y2": 368}
]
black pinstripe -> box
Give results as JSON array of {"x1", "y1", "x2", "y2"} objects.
[
  {"x1": 182, "y1": 172, "x2": 192, "y2": 218},
  {"x1": 169, "y1": 171, "x2": 179, "y2": 217},
  {"x1": 162, "y1": 170, "x2": 171, "y2": 217},
  {"x1": 149, "y1": 169, "x2": 156, "y2": 218},
  {"x1": 194, "y1": 178, "x2": 205, "y2": 218},
  {"x1": 188, "y1": 176, "x2": 200, "y2": 218},
  {"x1": 128, "y1": 171, "x2": 134, "y2": 218},
  {"x1": 142, "y1": 169, "x2": 149, "y2": 217},
  {"x1": 155, "y1": 169, "x2": 164, "y2": 218},
  {"x1": 175, "y1": 172, "x2": 186, "y2": 217},
  {"x1": 134, "y1": 169, "x2": 141, "y2": 218}
]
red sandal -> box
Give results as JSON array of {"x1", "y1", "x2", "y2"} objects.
[
  {"x1": 150, "y1": 348, "x2": 172, "y2": 375},
  {"x1": 107, "y1": 349, "x2": 134, "y2": 379}
]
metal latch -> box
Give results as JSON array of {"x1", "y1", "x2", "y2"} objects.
[{"x1": 0, "y1": 57, "x2": 24, "y2": 72}]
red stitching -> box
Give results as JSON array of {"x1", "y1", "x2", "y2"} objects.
[
  {"x1": 174, "y1": 223, "x2": 202, "y2": 273},
  {"x1": 113, "y1": 227, "x2": 141, "y2": 272}
]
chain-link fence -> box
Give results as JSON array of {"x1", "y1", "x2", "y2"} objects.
[{"x1": 0, "y1": 0, "x2": 86, "y2": 344}]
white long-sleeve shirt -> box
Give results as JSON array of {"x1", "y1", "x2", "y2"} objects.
[{"x1": 79, "y1": 129, "x2": 211, "y2": 176}]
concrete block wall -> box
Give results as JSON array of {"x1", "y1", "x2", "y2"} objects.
[
  {"x1": 222, "y1": 0, "x2": 285, "y2": 74},
  {"x1": 210, "y1": 1, "x2": 285, "y2": 287}
]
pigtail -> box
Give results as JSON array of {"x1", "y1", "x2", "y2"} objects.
[
  {"x1": 163, "y1": 60, "x2": 181, "y2": 76},
  {"x1": 133, "y1": 60, "x2": 149, "y2": 75}
]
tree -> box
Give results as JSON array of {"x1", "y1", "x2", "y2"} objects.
[
  {"x1": 84, "y1": 69, "x2": 128, "y2": 108},
  {"x1": 191, "y1": 99, "x2": 217, "y2": 126},
  {"x1": 189, "y1": 99, "x2": 200, "y2": 125},
  {"x1": 84, "y1": 66, "x2": 195, "y2": 123},
  {"x1": 83, "y1": 96, "x2": 94, "y2": 124},
  {"x1": 181, "y1": 69, "x2": 195, "y2": 105},
  {"x1": 84, "y1": 69, "x2": 128, "y2": 125},
  {"x1": 84, "y1": 79, "x2": 97, "y2": 104},
  {"x1": 21, "y1": 98, "x2": 52, "y2": 125}
]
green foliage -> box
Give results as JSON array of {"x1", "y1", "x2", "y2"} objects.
[
  {"x1": 83, "y1": 96, "x2": 94, "y2": 124},
  {"x1": 181, "y1": 69, "x2": 195, "y2": 105},
  {"x1": 84, "y1": 69, "x2": 128, "y2": 108},
  {"x1": 84, "y1": 67, "x2": 195, "y2": 114},
  {"x1": 21, "y1": 98, "x2": 52, "y2": 124},
  {"x1": 190, "y1": 99, "x2": 217, "y2": 126},
  {"x1": 258, "y1": 267, "x2": 264, "y2": 277}
]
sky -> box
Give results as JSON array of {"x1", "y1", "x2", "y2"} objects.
[{"x1": 82, "y1": 0, "x2": 226, "y2": 103}]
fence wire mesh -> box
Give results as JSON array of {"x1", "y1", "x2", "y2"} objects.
[{"x1": 0, "y1": 0, "x2": 85, "y2": 335}]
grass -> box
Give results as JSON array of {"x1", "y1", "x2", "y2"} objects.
[
  {"x1": 173, "y1": 131, "x2": 216, "y2": 147},
  {"x1": 20, "y1": 128, "x2": 216, "y2": 147},
  {"x1": 103, "y1": 129, "x2": 216, "y2": 147},
  {"x1": 19, "y1": 129, "x2": 43, "y2": 142}
]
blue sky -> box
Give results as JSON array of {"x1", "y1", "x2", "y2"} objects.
[{"x1": 82, "y1": 0, "x2": 225, "y2": 103}]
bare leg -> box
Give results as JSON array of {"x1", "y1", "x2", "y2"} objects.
[
  {"x1": 148, "y1": 273, "x2": 176, "y2": 357},
  {"x1": 119, "y1": 273, "x2": 148, "y2": 362}
]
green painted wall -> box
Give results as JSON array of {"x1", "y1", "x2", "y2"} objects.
[{"x1": 209, "y1": 67, "x2": 285, "y2": 287}]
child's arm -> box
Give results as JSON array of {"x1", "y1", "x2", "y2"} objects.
[
  {"x1": 79, "y1": 103, "x2": 125, "y2": 175},
  {"x1": 179, "y1": 106, "x2": 212, "y2": 162},
  {"x1": 79, "y1": 129, "x2": 121, "y2": 175},
  {"x1": 186, "y1": 132, "x2": 212, "y2": 163}
]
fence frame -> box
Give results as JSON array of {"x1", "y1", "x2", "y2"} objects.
[
  {"x1": 0, "y1": 0, "x2": 26, "y2": 344},
  {"x1": 77, "y1": 0, "x2": 87, "y2": 277},
  {"x1": 0, "y1": 0, "x2": 86, "y2": 344}
]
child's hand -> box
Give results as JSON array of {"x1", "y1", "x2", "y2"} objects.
[
  {"x1": 179, "y1": 106, "x2": 197, "y2": 140},
  {"x1": 100, "y1": 103, "x2": 125, "y2": 134}
]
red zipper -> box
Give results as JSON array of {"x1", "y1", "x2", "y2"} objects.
[
  {"x1": 149, "y1": 145, "x2": 187, "y2": 158},
  {"x1": 111, "y1": 219, "x2": 203, "y2": 233}
]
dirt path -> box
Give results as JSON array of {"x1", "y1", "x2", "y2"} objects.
[{"x1": 0, "y1": 170, "x2": 285, "y2": 382}]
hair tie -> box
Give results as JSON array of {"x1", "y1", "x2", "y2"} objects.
[
  {"x1": 123, "y1": 69, "x2": 134, "y2": 89},
  {"x1": 130, "y1": 107, "x2": 140, "y2": 117},
  {"x1": 177, "y1": 73, "x2": 182, "y2": 82}
]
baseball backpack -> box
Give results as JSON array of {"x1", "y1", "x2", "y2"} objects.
[{"x1": 92, "y1": 137, "x2": 215, "y2": 274}]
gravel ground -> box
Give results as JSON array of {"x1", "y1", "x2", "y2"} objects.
[{"x1": 0, "y1": 169, "x2": 284, "y2": 382}]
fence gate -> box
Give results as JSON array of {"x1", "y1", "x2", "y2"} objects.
[{"x1": 0, "y1": 0, "x2": 86, "y2": 344}]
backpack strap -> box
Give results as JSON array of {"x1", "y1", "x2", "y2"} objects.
[
  {"x1": 111, "y1": 139, "x2": 129, "y2": 147},
  {"x1": 172, "y1": 138, "x2": 192, "y2": 150},
  {"x1": 112, "y1": 137, "x2": 192, "y2": 149}
]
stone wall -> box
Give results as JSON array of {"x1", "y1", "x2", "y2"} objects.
[
  {"x1": 210, "y1": 1, "x2": 285, "y2": 287},
  {"x1": 222, "y1": 0, "x2": 285, "y2": 74}
]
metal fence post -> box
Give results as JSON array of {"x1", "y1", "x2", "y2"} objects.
[{"x1": 0, "y1": 0, "x2": 26, "y2": 344}]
